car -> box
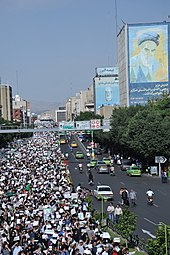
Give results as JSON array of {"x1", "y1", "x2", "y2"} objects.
[
  {"x1": 75, "y1": 151, "x2": 84, "y2": 159},
  {"x1": 126, "y1": 166, "x2": 141, "y2": 176},
  {"x1": 93, "y1": 185, "x2": 114, "y2": 200},
  {"x1": 89, "y1": 159, "x2": 97, "y2": 168},
  {"x1": 60, "y1": 139, "x2": 66, "y2": 144},
  {"x1": 95, "y1": 148, "x2": 102, "y2": 155},
  {"x1": 86, "y1": 143, "x2": 92, "y2": 150},
  {"x1": 95, "y1": 161, "x2": 109, "y2": 174},
  {"x1": 102, "y1": 157, "x2": 111, "y2": 166},
  {"x1": 120, "y1": 158, "x2": 132, "y2": 171},
  {"x1": 71, "y1": 141, "x2": 78, "y2": 148}
]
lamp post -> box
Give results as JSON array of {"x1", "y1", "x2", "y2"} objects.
[
  {"x1": 101, "y1": 196, "x2": 107, "y2": 226},
  {"x1": 91, "y1": 130, "x2": 95, "y2": 159},
  {"x1": 159, "y1": 222, "x2": 169, "y2": 255}
]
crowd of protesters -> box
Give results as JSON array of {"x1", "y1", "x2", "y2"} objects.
[{"x1": 0, "y1": 131, "x2": 138, "y2": 255}]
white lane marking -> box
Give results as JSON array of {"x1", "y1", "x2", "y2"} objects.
[
  {"x1": 157, "y1": 189, "x2": 167, "y2": 196},
  {"x1": 120, "y1": 182, "x2": 125, "y2": 185},
  {"x1": 153, "y1": 203, "x2": 158, "y2": 207},
  {"x1": 142, "y1": 229, "x2": 156, "y2": 239},
  {"x1": 144, "y1": 217, "x2": 158, "y2": 226},
  {"x1": 142, "y1": 181, "x2": 148, "y2": 185}
]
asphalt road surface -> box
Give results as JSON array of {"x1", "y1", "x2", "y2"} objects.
[{"x1": 60, "y1": 136, "x2": 170, "y2": 242}]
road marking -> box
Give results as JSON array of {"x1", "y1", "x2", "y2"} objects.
[
  {"x1": 142, "y1": 181, "x2": 148, "y2": 185},
  {"x1": 157, "y1": 189, "x2": 167, "y2": 196},
  {"x1": 153, "y1": 203, "x2": 158, "y2": 207},
  {"x1": 142, "y1": 229, "x2": 156, "y2": 239},
  {"x1": 144, "y1": 218, "x2": 158, "y2": 226},
  {"x1": 120, "y1": 182, "x2": 125, "y2": 186}
]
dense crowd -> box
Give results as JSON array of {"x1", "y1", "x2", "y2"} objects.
[{"x1": 0, "y1": 132, "x2": 137, "y2": 255}]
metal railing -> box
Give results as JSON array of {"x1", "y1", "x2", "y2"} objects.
[{"x1": 107, "y1": 218, "x2": 147, "y2": 251}]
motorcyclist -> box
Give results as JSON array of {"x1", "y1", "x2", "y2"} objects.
[
  {"x1": 146, "y1": 189, "x2": 154, "y2": 197},
  {"x1": 78, "y1": 163, "x2": 83, "y2": 172},
  {"x1": 88, "y1": 170, "x2": 94, "y2": 184},
  {"x1": 146, "y1": 189, "x2": 154, "y2": 203}
]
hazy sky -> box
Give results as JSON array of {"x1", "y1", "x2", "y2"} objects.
[{"x1": 0, "y1": 0, "x2": 169, "y2": 105}]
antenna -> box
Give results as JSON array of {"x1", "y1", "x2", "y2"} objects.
[
  {"x1": 16, "y1": 70, "x2": 19, "y2": 95},
  {"x1": 114, "y1": 0, "x2": 118, "y2": 65}
]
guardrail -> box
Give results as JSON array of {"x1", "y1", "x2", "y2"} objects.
[{"x1": 107, "y1": 218, "x2": 147, "y2": 251}]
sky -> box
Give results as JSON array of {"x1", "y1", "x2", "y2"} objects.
[{"x1": 0, "y1": 0, "x2": 170, "y2": 107}]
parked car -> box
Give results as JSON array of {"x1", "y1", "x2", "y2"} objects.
[
  {"x1": 126, "y1": 165, "x2": 141, "y2": 176},
  {"x1": 95, "y1": 161, "x2": 109, "y2": 174},
  {"x1": 120, "y1": 158, "x2": 132, "y2": 171},
  {"x1": 93, "y1": 185, "x2": 114, "y2": 200},
  {"x1": 75, "y1": 151, "x2": 84, "y2": 159}
]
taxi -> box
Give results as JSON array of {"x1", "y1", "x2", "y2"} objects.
[
  {"x1": 60, "y1": 139, "x2": 66, "y2": 144},
  {"x1": 71, "y1": 141, "x2": 78, "y2": 148},
  {"x1": 126, "y1": 165, "x2": 141, "y2": 177}
]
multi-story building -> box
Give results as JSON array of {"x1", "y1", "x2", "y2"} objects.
[
  {"x1": 0, "y1": 84, "x2": 13, "y2": 121},
  {"x1": 117, "y1": 21, "x2": 170, "y2": 106},
  {"x1": 55, "y1": 106, "x2": 66, "y2": 123},
  {"x1": 65, "y1": 85, "x2": 94, "y2": 120},
  {"x1": 12, "y1": 95, "x2": 31, "y2": 126}
]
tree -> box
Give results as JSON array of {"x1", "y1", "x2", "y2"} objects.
[
  {"x1": 110, "y1": 105, "x2": 145, "y2": 155},
  {"x1": 146, "y1": 223, "x2": 170, "y2": 255},
  {"x1": 74, "y1": 111, "x2": 102, "y2": 121},
  {"x1": 115, "y1": 207, "x2": 137, "y2": 240}
]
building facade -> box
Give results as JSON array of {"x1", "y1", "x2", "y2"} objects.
[
  {"x1": 0, "y1": 84, "x2": 13, "y2": 121},
  {"x1": 13, "y1": 95, "x2": 31, "y2": 126},
  {"x1": 118, "y1": 22, "x2": 170, "y2": 106},
  {"x1": 55, "y1": 107, "x2": 66, "y2": 123},
  {"x1": 65, "y1": 85, "x2": 94, "y2": 121}
]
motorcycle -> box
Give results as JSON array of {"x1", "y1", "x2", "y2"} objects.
[
  {"x1": 147, "y1": 196, "x2": 153, "y2": 205},
  {"x1": 88, "y1": 179, "x2": 94, "y2": 186},
  {"x1": 79, "y1": 166, "x2": 83, "y2": 173},
  {"x1": 109, "y1": 166, "x2": 115, "y2": 176}
]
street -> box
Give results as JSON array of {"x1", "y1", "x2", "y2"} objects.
[{"x1": 61, "y1": 137, "x2": 170, "y2": 242}]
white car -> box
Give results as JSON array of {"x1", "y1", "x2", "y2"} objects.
[{"x1": 93, "y1": 185, "x2": 114, "y2": 200}]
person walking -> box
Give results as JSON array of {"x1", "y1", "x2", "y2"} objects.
[
  {"x1": 129, "y1": 189, "x2": 137, "y2": 207},
  {"x1": 106, "y1": 202, "x2": 115, "y2": 222},
  {"x1": 114, "y1": 204, "x2": 123, "y2": 223}
]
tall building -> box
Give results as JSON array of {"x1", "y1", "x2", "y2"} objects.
[
  {"x1": 65, "y1": 85, "x2": 94, "y2": 121},
  {"x1": 118, "y1": 21, "x2": 170, "y2": 106},
  {"x1": 12, "y1": 95, "x2": 31, "y2": 126},
  {"x1": 93, "y1": 67, "x2": 119, "y2": 114},
  {"x1": 0, "y1": 84, "x2": 13, "y2": 121},
  {"x1": 55, "y1": 107, "x2": 66, "y2": 123}
]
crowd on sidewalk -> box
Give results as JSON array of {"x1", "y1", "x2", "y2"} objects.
[{"x1": 0, "y1": 132, "x2": 138, "y2": 255}]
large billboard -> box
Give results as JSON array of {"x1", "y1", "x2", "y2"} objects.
[
  {"x1": 128, "y1": 23, "x2": 170, "y2": 105},
  {"x1": 94, "y1": 76, "x2": 119, "y2": 111}
]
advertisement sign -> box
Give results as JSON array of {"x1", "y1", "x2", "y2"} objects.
[
  {"x1": 128, "y1": 23, "x2": 170, "y2": 105},
  {"x1": 96, "y1": 67, "x2": 118, "y2": 77},
  {"x1": 76, "y1": 121, "x2": 90, "y2": 130},
  {"x1": 94, "y1": 76, "x2": 119, "y2": 111},
  {"x1": 59, "y1": 121, "x2": 74, "y2": 130}
]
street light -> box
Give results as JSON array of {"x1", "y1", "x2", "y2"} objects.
[
  {"x1": 101, "y1": 196, "x2": 108, "y2": 226},
  {"x1": 159, "y1": 222, "x2": 169, "y2": 255},
  {"x1": 91, "y1": 130, "x2": 95, "y2": 159}
]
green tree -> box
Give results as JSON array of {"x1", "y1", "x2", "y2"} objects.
[
  {"x1": 115, "y1": 207, "x2": 137, "y2": 240},
  {"x1": 74, "y1": 111, "x2": 103, "y2": 121},
  {"x1": 146, "y1": 223, "x2": 170, "y2": 255},
  {"x1": 110, "y1": 105, "x2": 145, "y2": 155}
]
